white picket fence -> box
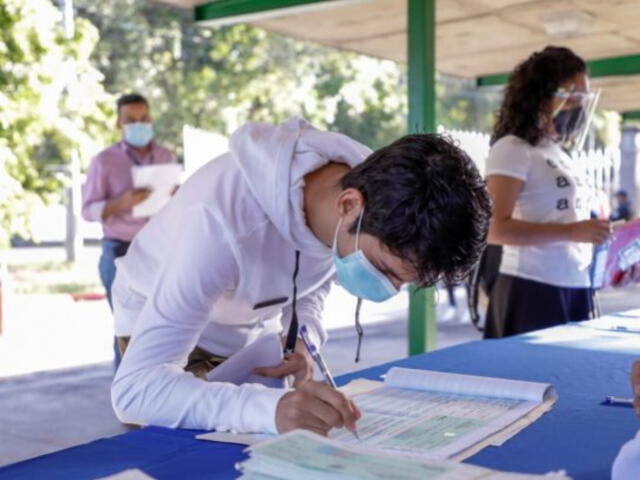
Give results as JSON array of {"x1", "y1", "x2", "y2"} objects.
[{"x1": 441, "y1": 127, "x2": 621, "y2": 212}]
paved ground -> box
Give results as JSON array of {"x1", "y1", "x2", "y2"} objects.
[{"x1": 1, "y1": 245, "x2": 639, "y2": 467}]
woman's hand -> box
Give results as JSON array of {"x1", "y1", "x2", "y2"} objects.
[{"x1": 568, "y1": 219, "x2": 611, "y2": 245}]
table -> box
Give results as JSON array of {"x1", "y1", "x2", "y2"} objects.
[{"x1": 1, "y1": 319, "x2": 639, "y2": 479}]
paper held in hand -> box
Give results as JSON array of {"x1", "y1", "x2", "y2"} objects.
[{"x1": 131, "y1": 164, "x2": 182, "y2": 218}]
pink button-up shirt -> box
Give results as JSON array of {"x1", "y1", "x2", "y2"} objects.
[{"x1": 82, "y1": 140, "x2": 176, "y2": 242}]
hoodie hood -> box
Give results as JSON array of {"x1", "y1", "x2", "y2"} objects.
[{"x1": 229, "y1": 117, "x2": 372, "y2": 257}]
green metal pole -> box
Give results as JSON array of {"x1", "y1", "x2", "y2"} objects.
[{"x1": 407, "y1": 0, "x2": 437, "y2": 355}]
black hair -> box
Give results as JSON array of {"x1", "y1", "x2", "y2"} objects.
[
  {"x1": 491, "y1": 46, "x2": 587, "y2": 146},
  {"x1": 340, "y1": 133, "x2": 492, "y2": 287},
  {"x1": 116, "y1": 93, "x2": 149, "y2": 114}
]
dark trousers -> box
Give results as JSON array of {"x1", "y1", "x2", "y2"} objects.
[
  {"x1": 485, "y1": 273, "x2": 594, "y2": 339},
  {"x1": 98, "y1": 238, "x2": 131, "y2": 367}
]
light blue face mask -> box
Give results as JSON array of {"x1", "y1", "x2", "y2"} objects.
[
  {"x1": 332, "y1": 210, "x2": 399, "y2": 303},
  {"x1": 123, "y1": 122, "x2": 154, "y2": 148}
]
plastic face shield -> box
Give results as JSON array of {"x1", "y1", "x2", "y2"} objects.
[{"x1": 552, "y1": 87, "x2": 601, "y2": 151}]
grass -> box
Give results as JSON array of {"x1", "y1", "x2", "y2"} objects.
[{"x1": 7, "y1": 260, "x2": 103, "y2": 295}]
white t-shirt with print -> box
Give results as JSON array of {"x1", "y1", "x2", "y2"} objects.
[{"x1": 485, "y1": 134, "x2": 593, "y2": 288}]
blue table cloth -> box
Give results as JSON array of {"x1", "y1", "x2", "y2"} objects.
[{"x1": 1, "y1": 322, "x2": 639, "y2": 479}]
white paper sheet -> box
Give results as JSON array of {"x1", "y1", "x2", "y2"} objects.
[
  {"x1": 199, "y1": 367, "x2": 557, "y2": 460},
  {"x1": 195, "y1": 334, "x2": 286, "y2": 444},
  {"x1": 131, "y1": 164, "x2": 182, "y2": 218},
  {"x1": 330, "y1": 367, "x2": 557, "y2": 460},
  {"x1": 196, "y1": 431, "x2": 272, "y2": 445},
  {"x1": 238, "y1": 430, "x2": 570, "y2": 480},
  {"x1": 205, "y1": 333, "x2": 285, "y2": 388},
  {"x1": 97, "y1": 469, "x2": 156, "y2": 480},
  {"x1": 385, "y1": 367, "x2": 553, "y2": 402}
]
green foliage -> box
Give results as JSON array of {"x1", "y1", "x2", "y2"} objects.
[
  {"x1": 436, "y1": 76, "x2": 501, "y2": 133},
  {"x1": 75, "y1": 0, "x2": 494, "y2": 157},
  {"x1": 0, "y1": 0, "x2": 113, "y2": 247},
  {"x1": 3, "y1": 0, "x2": 499, "y2": 247}
]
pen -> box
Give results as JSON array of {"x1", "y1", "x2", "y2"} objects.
[
  {"x1": 610, "y1": 326, "x2": 640, "y2": 334},
  {"x1": 299, "y1": 325, "x2": 360, "y2": 440},
  {"x1": 603, "y1": 396, "x2": 635, "y2": 407}
]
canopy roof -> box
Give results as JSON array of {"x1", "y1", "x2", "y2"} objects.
[{"x1": 156, "y1": 0, "x2": 640, "y2": 113}]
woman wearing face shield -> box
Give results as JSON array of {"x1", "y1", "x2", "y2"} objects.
[{"x1": 483, "y1": 45, "x2": 610, "y2": 338}]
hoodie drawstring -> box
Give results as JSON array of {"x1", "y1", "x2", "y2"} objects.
[{"x1": 284, "y1": 250, "x2": 364, "y2": 362}]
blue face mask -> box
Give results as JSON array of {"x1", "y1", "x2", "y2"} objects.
[
  {"x1": 123, "y1": 122, "x2": 154, "y2": 148},
  {"x1": 332, "y1": 210, "x2": 399, "y2": 303}
]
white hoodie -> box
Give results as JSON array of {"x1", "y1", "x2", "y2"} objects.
[
  {"x1": 613, "y1": 428, "x2": 640, "y2": 479},
  {"x1": 111, "y1": 117, "x2": 371, "y2": 434}
]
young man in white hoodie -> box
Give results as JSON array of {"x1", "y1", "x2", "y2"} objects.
[{"x1": 110, "y1": 117, "x2": 492, "y2": 437}]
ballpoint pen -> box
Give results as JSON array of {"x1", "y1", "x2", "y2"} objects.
[
  {"x1": 603, "y1": 396, "x2": 635, "y2": 407},
  {"x1": 299, "y1": 325, "x2": 360, "y2": 440}
]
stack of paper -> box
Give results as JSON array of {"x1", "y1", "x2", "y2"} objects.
[
  {"x1": 199, "y1": 366, "x2": 557, "y2": 462},
  {"x1": 237, "y1": 430, "x2": 569, "y2": 480},
  {"x1": 333, "y1": 367, "x2": 557, "y2": 461}
]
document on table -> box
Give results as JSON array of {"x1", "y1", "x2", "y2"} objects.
[
  {"x1": 237, "y1": 430, "x2": 570, "y2": 480},
  {"x1": 330, "y1": 367, "x2": 557, "y2": 460},
  {"x1": 97, "y1": 469, "x2": 156, "y2": 480},
  {"x1": 131, "y1": 163, "x2": 182, "y2": 218},
  {"x1": 204, "y1": 333, "x2": 285, "y2": 388}
]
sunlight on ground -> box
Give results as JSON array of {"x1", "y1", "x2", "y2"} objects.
[
  {"x1": 0, "y1": 294, "x2": 114, "y2": 377},
  {"x1": 1, "y1": 247, "x2": 469, "y2": 378}
]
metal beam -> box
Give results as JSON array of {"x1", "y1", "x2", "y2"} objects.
[
  {"x1": 622, "y1": 110, "x2": 640, "y2": 122},
  {"x1": 477, "y1": 53, "x2": 640, "y2": 87},
  {"x1": 407, "y1": 0, "x2": 437, "y2": 355},
  {"x1": 476, "y1": 72, "x2": 509, "y2": 88},
  {"x1": 195, "y1": 0, "x2": 365, "y2": 27}
]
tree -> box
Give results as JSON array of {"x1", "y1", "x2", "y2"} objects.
[
  {"x1": 0, "y1": 0, "x2": 113, "y2": 247},
  {"x1": 2, "y1": 0, "x2": 500, "y2": 247},
  {"x1": 75, "y1": 0, "x2": 500, "y2": 157}
]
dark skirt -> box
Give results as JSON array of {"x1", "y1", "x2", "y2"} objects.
[{"x1": 484, "y1": 273, "x2": 594, "y2": 339}]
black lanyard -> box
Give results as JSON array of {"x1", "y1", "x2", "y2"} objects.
[
  {"x1": 284, "y1": 251, "x2": 301, "y2": 355},
  {"x1": 283, "y1": 250, "x2": 364, "y2": 363},
  {"x1": 125, "y1": 147, "x2": 154, "y2": 166}
]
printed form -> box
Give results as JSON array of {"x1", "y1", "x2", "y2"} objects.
[
  {"x1": 331, "y1": 367, "x2": 557, "y2": 460},
  {"x1": 238, "y1": 430, "x2": 569, "y2": 480}
]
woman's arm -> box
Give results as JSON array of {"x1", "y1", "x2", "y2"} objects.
[{"x1": 487, "y1": 175, "x2": 610, "y2": 246}]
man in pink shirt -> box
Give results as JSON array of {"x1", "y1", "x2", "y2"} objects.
[{"x1": 82, "y1": 93, "x2": 176, "y2": 366}]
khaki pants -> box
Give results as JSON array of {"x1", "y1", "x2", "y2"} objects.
[{"x1": 117, "y1": 337, "x2": 227, "y2": 379}]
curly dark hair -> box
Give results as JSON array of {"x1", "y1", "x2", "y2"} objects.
[
  {"x1": 491, "y1": 46, "x2": 586, "y2": 146},
  {"x1": 340, "y1": 134, "x2": 492, "y2": 287}
]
